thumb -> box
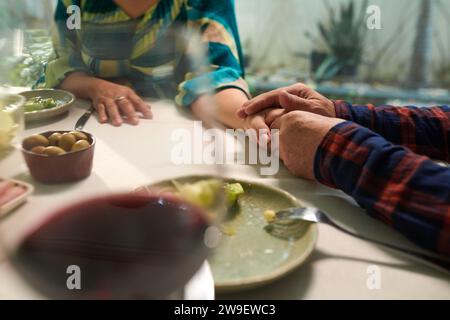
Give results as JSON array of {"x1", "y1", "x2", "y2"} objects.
[{"x1": 279, "y1": 91, "x2": 309, "y2": 112}]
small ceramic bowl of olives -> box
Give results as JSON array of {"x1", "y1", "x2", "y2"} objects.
[{"x1": 21, "y1": 130, "x2": 95, "y2": 184}]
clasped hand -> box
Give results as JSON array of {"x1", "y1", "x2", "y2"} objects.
[{"x1": 238, "y1": 83, "x2": 344, "y2": 180}]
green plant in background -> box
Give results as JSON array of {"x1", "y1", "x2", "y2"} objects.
[
  {"x1": 8, "y1": 30, "x2": 53, "y2": 87},
  {"x1": 0, "y1": 30, "x2": 53, "y2": 87},
  {"x1": 0, "y1": 1, "x2": 55, "y2": 88},
  {"x1": 0, "y1": 1, "x2": 26, "y2": 30},
  {"x1": 306, "y1": 0, "x2": 368, "y2": 82}
]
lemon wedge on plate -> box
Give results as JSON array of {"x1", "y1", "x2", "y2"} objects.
[{"x1": 0, "y1": 110, "x2": 18, "y2": 149}]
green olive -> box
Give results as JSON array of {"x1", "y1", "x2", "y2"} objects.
[
  {"x1": 59, "y1": 133, "x2": 76, "y2": 151},
  {"x1": 30, "y1": 146, "x2": 46, "y2": 154},
  {"x1": 48, "y1": 132, "x2": 62, "y2": 146},
  {"x1": 43, "y1": 146, "x2": 66, "y2": 156},
  {"x1": 71, "y1": 139, "x2": 91, "y2": 152},
  {"x1": 23, "y1": 134, "x2": 49, "y2": 150},
  {"x1": 69, "y1": 131, "x2": 89, "y2": 141}
]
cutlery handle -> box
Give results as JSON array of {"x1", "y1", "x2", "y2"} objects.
[
  {"x1": 323, "y1": 216, "x2": 450, "y2": 272},
  {"x1": 75, "y1": 106, "x2": 95, "y2": 131}
]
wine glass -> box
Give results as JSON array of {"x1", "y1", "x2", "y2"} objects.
[
  {"x1": 0, "y1": 93, "x2": 25, "y2": 154},
  {"x1": 0, "y1": 5, "x2": 227, "y2": 300}
]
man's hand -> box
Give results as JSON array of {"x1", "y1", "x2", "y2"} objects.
[
  {"x1": 271, "y1": 111, "x2": 344, "y2": 180},
  {"x1": 237, "y1": 83, "x2": 335, "y2": 119}
]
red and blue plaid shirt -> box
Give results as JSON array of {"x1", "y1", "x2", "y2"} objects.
[{"x1": 314, "y1": 101, "x2": 450, "y2": 257}]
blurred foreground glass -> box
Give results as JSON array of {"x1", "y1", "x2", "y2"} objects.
[
  {"x1": 0, "y1": 11, "x2": 226, "y2": 298},
  {"x1": 12, "y1": 193, "x2": 211, "y2": 299},
  {"x1": 0, "y1": 93, "x2": 25, "y2": 152}
]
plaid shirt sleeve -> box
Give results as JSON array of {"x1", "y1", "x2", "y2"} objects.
[
  {"x1": 314, "y1": 121, "x2": 450, "y2": 257},
  {"x1": 334, "y1": 101, "x2": 450, "y2": 162}
]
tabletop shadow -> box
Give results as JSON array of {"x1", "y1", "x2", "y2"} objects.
[
  {"x1": 216, "y1": 247, "x2": 449, "y2": 300},
  {"x1": 310, "y1": 249, "x2": 450, "y2": 279},
  {"x1": 25, "y1": 112, "x2": 70, "y2": 130},
  {"x1": 11, "y1": 172, "x2": 85, "y2": 196},
  {"x1": 216, "y1": 258, "x2": 314, "y2": 300},
  {"x1": 174, "y1": 104, "x2": 200, "y2": 122}
]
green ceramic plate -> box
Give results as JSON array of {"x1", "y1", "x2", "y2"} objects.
[
  {"x1": 139, "y1": 175, "x2": 318, "y2": 293},
  {"x1": 20, "y1": 89, "x2": 75, "y2": 122}
]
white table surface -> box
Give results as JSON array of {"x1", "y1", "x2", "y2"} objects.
[{"x1": 0, "y1": 92, "x2": 449, "y2": 300}]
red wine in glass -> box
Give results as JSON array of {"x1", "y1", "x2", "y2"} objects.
[{"x1": 11, "y1": 193, "x2": 210, "y2": 299}]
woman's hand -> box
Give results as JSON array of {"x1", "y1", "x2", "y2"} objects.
[
  {"x1": 243, "y1": 108, "x2": 287, "y2": 145},
  {"x1": 89, "y1": 79, "x2": 153, "y2": 126},
  {"x1": 237, "y1": 83, "x2": 335, "y2": 119},
  {"x1": 60, "y1": 72, "x2": 153, "y2": 126},
  {"x1": 270, "y1": 111, "x2": 344, "y2": 180}
]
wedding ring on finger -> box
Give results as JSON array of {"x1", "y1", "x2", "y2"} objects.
[{"x1": 114, "y1": 96, "x2": 127, "y2": 103}]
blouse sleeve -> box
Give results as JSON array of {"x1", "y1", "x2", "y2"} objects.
[
  {"x1": 175, "y1": 0, "x2": 249, "y2": 107},
  {"x1": 36, "y1": 0, "x2": 91, "y2": 89}
]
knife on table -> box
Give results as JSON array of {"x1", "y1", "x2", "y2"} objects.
[{"x1": 74, "y1": 106, "x2": 95, "y2": 131}]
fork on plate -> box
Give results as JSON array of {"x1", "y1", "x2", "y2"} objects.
[{"x1": 265, "y1": 207, "x2": 450, "y2": 272}]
